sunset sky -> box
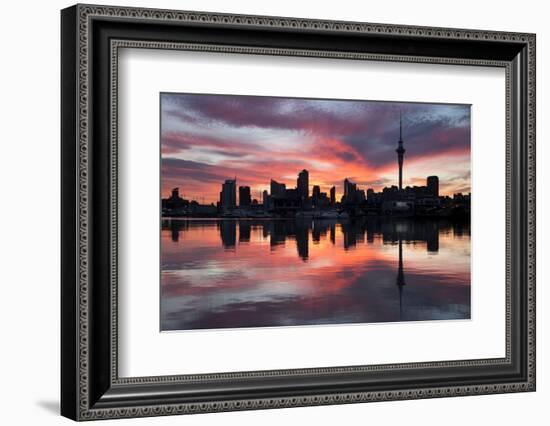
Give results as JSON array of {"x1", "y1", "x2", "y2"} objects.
[{"x1": 160, "y1": 93, "x2": 471, "y2": 204}]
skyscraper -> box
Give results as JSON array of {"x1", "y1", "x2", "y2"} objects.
[
  {"x1": 270, "y1": 179, "x2": 286, "y2": 198},
  {"x1": 343, "y1": 178, "x2": 357, "y2": 204},
  {"x1": 297, "y1": 169, "x2": 309, "y2": 201},
  {"x1": 396, "y1": 112, "x2": 406, "y2": 190},
  {"x1": 312, "y1": 185, "x2": 320, "y2": 207},
  {"x1": 239, "y1": 186, "x2": 251, "y2": 207},
  {"x1": 427, "y1": 176, "x2": 439, "y2": 197},
  {"x1": 220, "y1": 179, "x2": 236, "y2": 210},
  {"x1": 330, "y1": 186, "x2": 336, "y2": 206}
]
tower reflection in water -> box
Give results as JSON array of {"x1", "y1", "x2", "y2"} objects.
[{"x1": 161, "y1": 218, "x2": 470, "y2": 331}]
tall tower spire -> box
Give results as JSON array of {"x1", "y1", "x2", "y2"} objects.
[
  {"x1": 396, "y1": 111, "x2": 406, "y2": 190},
  {"x1": 399, "y1": 110, "x2": 403, "y2": 142}
]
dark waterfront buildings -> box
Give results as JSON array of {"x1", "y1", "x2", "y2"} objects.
[{"x1": 162, "y1": 188, "x2": 189, "y2": 212}]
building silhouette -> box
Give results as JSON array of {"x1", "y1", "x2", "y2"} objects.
[
  {"x1": 330, "y1": 186, "x2": 336, "y2": 206},
  {"x1": 270, "y1": 179, "x2": 286, "y2": 198},
  {"x1": 239, "y1": 186, "x2": 251, "y2": 207},
  {"x1": 427, "y1": 176, "x2": 439, "y2": 197},
  {"x1": 342, "y1": 178, "x2": 365, "y2": 205},
  {"x1": 220, "y1": 179, "x2": 236, "y2": 210},
  {"x1": 297, "y1": 169, "x2": 309, "y2": 202},
  {"x1": 312, "y1": 185, "x2": 320, "y2": 207},
  {"x1": 161, "y1": 187, "x2": 189, "y2": 212},
  {"x1": 343, "y1": 178, "x2": 356, "y2": 204}
]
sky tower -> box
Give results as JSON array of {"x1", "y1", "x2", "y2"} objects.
[{"x1": 396, "y1": 111, "x2": 406, "y2": 190}]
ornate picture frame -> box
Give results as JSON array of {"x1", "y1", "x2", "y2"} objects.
[{"x1": 61, "y1": 4, "x2": 535, "y2": 421}]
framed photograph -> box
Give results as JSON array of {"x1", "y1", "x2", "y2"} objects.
[{"x1": 61, "y1": 4, "x2": 536, "y2": 421}]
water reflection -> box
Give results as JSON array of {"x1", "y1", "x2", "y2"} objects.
[{"x1": 161, "y1": 218, "x2": 470, "y2": 331}]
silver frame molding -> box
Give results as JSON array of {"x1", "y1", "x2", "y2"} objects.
[{"x1": 61, "y1": 3, "x2": 536, "y2": 421}]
